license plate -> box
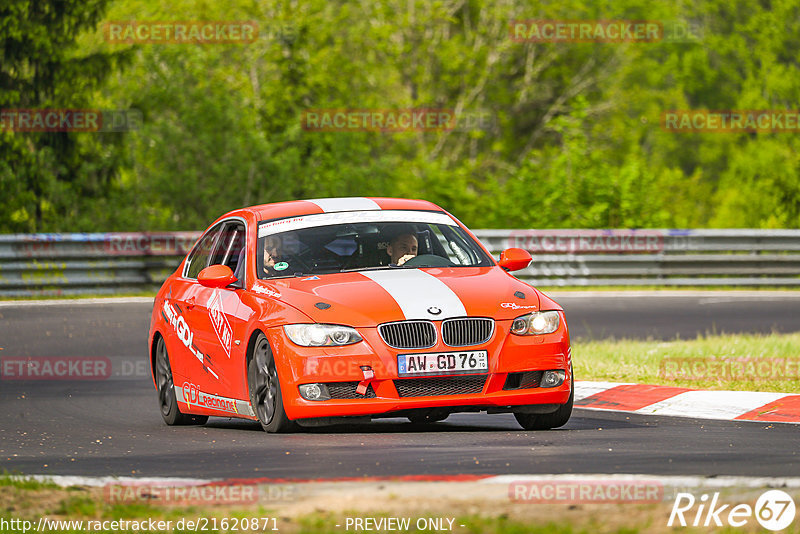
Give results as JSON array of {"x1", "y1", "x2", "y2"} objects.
[{"x1": 397, "y1": 350, "x2": 488, "y2": 377}]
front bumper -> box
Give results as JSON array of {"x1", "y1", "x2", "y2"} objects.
[{"x1": 266, "y1": 317, "x2": 572, "y2": 420}]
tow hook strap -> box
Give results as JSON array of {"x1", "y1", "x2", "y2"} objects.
[{"x1": 356, "y1": 366, "x2": 374, "y2": 395}]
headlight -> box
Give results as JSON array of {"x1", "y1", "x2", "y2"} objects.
[
  {"x1": 510, "y1": 311, "x2": 560, "y2": 335},
  {"x1": 283, "y1": 324, "x2": 362, "y2": 346}
]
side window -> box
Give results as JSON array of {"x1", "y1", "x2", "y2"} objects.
[
  {"x1": 185, "y1": 224, "x2": 223, "y2": 279},
  {"x1": 431, "y1": 225, "x2": 479, "y2": 265},
  {"x1": 209, "y1": 222, "x2": 246, "y2": 286},
  {"x1": 431, "y1": 226, "x2": 463, "y2": 264}
]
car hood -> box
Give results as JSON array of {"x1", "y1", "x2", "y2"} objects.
[{"x1": 253, "y1": 267, "x2": 555, "y2": 327}]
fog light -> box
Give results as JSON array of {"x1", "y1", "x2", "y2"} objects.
[
  {"x1": 299, "y1": 383, "x2": 331, "y2": 401},
  {"x1": 541, "y1": 370, "x2": 565, "y2": 388}
]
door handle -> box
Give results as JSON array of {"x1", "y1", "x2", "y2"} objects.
[{"x1": 186, "y1": 297, "x2": 196, "y2": 309}]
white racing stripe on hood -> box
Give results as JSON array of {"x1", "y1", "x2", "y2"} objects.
[
  {"x1": 361, "y1": 270, "x2": 467, "y2": 320},
  {"x1": 306, "y1": 197, "x2": 381, "y2": 212}
]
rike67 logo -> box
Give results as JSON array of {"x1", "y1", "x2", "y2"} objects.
[{"x1": 669, "y1": 490, "x2": 796, "y2": 531}]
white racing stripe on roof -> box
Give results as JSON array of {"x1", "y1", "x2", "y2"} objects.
[
  {"x1": 258, "y1": 210, "x2": 454, "y2": 237},
  {"x1": 305, "y1": 197, "x2": 381, "y2": 212},
  {"x1": 361, "y1": 270, "x2": 467, "y2": 320}
]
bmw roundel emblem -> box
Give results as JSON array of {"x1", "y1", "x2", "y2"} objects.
[{"x1": 427, "y1": 306, "x2": 442, "y2": 315}]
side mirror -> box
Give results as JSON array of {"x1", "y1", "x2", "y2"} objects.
[
  {"x1": 198, "y1": 264, "x2": 238, "y2": 288},
  {"x1": 498, "y1": 248, "x2": 532, "y2": 272}
]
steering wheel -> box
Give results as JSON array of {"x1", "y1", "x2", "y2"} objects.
[
  {"x1": 291, "y1": 254, "x2": 316, "y2": 273},
  {"x1": 400, "y1": 254, "x2": 454, "y2": 268}
]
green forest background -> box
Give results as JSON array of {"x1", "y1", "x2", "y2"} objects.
[{"x1": 2, "y1": 0, "x2": 800, "y2": 233}]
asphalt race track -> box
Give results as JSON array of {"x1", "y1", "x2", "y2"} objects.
[{"x1": 1, "y1": 292, "x2": 799, "y2": 480}]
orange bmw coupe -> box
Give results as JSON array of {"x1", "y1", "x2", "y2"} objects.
[{"x1": 149, "y1": 197, "x2": 573, "y2": 432}]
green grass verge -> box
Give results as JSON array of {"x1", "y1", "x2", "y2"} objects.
[
  {"x1": 4, "y1": 473, "x2": 800, "y2": 533},
  {"x1": 296, "y1": 515, "x2": 621, "y2": 534},
  {"x1": 0, "y1": 516, "x2": 644, "y2": 534},
  {"x1": 0, "y1": 472, "x2": 59, "y2": 490},
  {"x1": 573, "y1": 332, "x2": 800, "y2": 392}
]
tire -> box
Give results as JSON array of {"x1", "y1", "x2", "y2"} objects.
[
  {"x1": 514, "y1": 378, "x2": 574, "y2": 431},
  {"x1": 408, "y1": 409, "x2": 449, "y2": 424},
  {"x1": 247, "y1": 333, "x2": 296, "y2": 433},
  {"x1": 154, "y1": 336, "x2": 208, "y2": 426}
]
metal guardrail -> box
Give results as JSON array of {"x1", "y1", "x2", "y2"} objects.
[
  {"x1": 0, "y1": 233, "x2": 201, "y2": 297},
  {"x1": 478, "y1": 229, "x2": 800, "y2": 287},
  {"x1": 1, "y1": 229, "x2": 798, "y2": 297}
]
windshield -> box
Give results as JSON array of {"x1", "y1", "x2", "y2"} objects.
[{"x1": 256, "y1": 210, "x2": 492, "y2": 279}]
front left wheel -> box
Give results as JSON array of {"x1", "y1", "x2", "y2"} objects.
[
  {"x1": 154, "y1": 336, "x2": 208, "y2": 426},
  {"x1": 247, "y1": 333, "x2": 296, "y2": 433}
]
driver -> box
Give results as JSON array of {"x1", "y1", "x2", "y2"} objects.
[
  {"x1": 262, "y1": 235, "x2": 283, "y2": 275},
  {"x1": 386, "y1": 233, "x2": 418, "y2": 266}
]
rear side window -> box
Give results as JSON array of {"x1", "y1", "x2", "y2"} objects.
[{"x1": 185, "y1": 224, "x2": 223, "y2": 279}]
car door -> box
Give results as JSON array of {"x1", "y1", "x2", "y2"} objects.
[
  {"x1": 164, "y1": 222, "x2": 223, "y2": 387},
  {"x1": 182, "y1": 220, "x2": 247, "y2": 409}
]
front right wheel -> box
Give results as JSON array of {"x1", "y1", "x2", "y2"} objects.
[
  {"x1": 408, "y1": 409, "x2": 449, "y2": 424},
  {"x1": 514, "y1": 377, "x2": 573, "y2": 431},
  {"x1": 247, "y1": 333, "x2": 296, "y2": 433}
]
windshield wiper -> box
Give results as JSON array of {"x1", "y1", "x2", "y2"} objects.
[{"x1": 339, "y1": 266, "x2": 394, "y2": 273}]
